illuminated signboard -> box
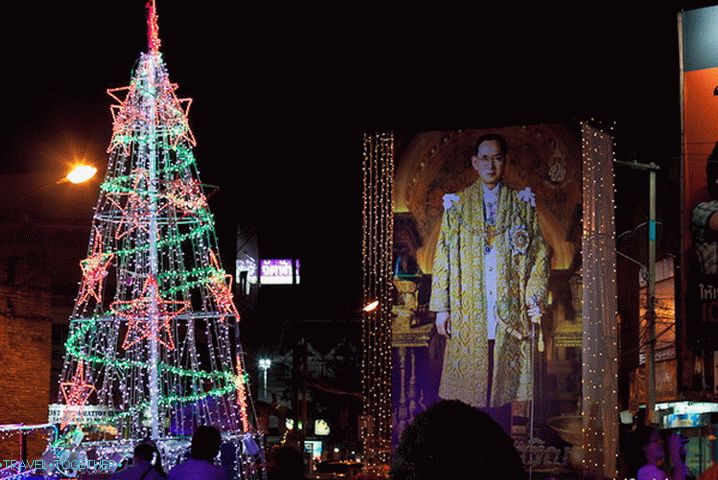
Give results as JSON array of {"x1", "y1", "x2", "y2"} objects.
[
  {"x1": 48, "y1": 404, "x2": 116, "y2": 424},
  {"x1": 664, "y1": 413, "x2": 707, "y2": 429},
  {"x1": 236, "y1": 257, "x2": 258, "y2": 287},
  {"x1": 314, "y1": 419, "x2": 330, "y2": 436},
  {"x1": 304, "y1": 440, "x2": 323, "y2": 460},
  {"x1": 260, "y1": 259, "x2": 300, "y2": 285}
]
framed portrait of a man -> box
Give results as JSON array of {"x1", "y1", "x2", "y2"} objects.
[{"x1": 391, "y1": 124, "x2": 584, "y2": 472}]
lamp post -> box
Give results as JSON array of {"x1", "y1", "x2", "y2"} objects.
[
  {"x1": 4, "y1": 164, "x2": 98, "y2": 214},
  {"x1": 615, "y1": 159, "x2": 660, "y2": 425},
  {"x1": 259, "y1": 358, "x2": 271, "y2": 401}
]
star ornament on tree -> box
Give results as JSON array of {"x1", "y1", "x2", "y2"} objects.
[
  {"x1": 207, "y1": 251, "x2": 239, "y2": 323},
  {"x1": 107, "y1": 70, "x2": 196, "y2": 152},
  {"x1": 106, "y1": 85, "x2": 135, "y2": 155},
  {"x1": 164, "y1": 178, "x2": 207, "y2": 218},
  {"x1": 60, "y1": 361, "x2": 96, "y2": 428},
  {"x1": 107, "y1": 169, "x2": 150, "y2": 240},
  {"x1": 111, "y1": 275, "x2": 189, "y2": 351},
  {"x1": 108, "y1": 169, "x2": 167, "y2": 240},
  {"x1": 163, "y1": 87, "x2": 196, "y2": 147},
  {"x1": 78, "y1": 229, "x2": 114, "y2": 306}
]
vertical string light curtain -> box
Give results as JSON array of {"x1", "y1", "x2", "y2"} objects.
[
  {"x1": 581, "y1": 123, "x2": 619, "y2": 479},
  {"x1": 362, "y1": 133, "x2": 394, "y2": 468}
]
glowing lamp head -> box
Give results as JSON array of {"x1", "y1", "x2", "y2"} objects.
[
  {"x1": 362, "y1": 300, "x2": 379, "y2": 313},
  {"x1": 66, "y1": 165, "x2": 97, "y2": 184}
]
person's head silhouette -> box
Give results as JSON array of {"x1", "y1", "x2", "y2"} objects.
[
  {"x1": 133, "y1": 441, "x2": 165, "y2": 476},
  {"x1": 392, "y1": 400, "x2": 527, "y2": 480},
  {"x1": 191, "y1": 425, "x2": 222, "y2": 461}
]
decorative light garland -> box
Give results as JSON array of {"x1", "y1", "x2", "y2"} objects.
[
  {"x1": 235, "y1": 354, "x2": 250, "y2": 432},
  {"x1": 361, "y1": 133, "x2": 394, "y2": 471},
  {"x1": 580, "y1": 121, "x2": 619, "y2": 478}
]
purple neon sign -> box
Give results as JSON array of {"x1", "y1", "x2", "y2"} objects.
[{"x1": 260, "y1": 259, "x2": 300, "y2": 285}]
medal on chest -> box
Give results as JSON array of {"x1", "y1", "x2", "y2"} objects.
[
  {"x1": 484, "y1": 224, "x2": 496, "y2": 255},
  {"x1": 484, "y1": 198, "x2": 498, "y2": 255}
]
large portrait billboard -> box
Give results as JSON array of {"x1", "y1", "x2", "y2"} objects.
[
  {"x1": 681, "y1": 6, "x2": 718, "y2": 361},
  {"x1": 391, "y1": 125, "x2": 584, "y2": 474}
]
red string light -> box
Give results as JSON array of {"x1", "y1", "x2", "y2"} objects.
[
  {"x1": 146, "y1": 0, "x2": 161, "y2": 53},
  {"x1": 235, "y1": 354, "x2": 250, "y2": 432}
]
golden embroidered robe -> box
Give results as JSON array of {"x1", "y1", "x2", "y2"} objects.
[{"x1": 429, "y1": 181, "x2": 550, "y2": 407}]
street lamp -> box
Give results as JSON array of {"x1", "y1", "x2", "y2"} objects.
[
  {"x1": 56, "y1": 164, "x2": 98, "y2": 185},
  {"x1": 258, "y1": 358, "x2": 271, "y2": 401},
  {"x1": 65, "y1": 165, "x2": 97, "y2": 184},
  {"x1": 362, "y1": 300, "x2": 379, "y2": 313}
]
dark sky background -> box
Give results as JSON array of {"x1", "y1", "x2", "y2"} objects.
[{"x1": 0, "y1": 2, "x2": 712, "y2": 325}]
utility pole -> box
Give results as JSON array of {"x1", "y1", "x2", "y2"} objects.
[
  {"x1": 615, "y1": 160, "x2": 660, "y2": 424},
  {"x1": 293, "y1": 336, "x2": 307, "y2": 469}
]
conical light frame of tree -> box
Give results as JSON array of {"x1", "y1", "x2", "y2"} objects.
[{"x1": 53, "y1": 2, "x2": 264, "y2": 478}]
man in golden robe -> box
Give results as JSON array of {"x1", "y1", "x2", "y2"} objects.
[{"x1": 429, "y1": 133, "x2": 550, "y2": 408}]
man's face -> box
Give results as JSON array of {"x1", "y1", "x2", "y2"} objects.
[{"x1": 472, "y1": 139, "x2": 506, "y2": 188}]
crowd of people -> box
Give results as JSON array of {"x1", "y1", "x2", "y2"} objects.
[
  {"x1": 103, "y1": 402, "x2": 718, "y2": 479},
  {"x1": 391, "y1": 400, "x2": 715, "y2": 480},
  {"x1": 621, "y1": 424, "x2": 689, "y2": 480},
  {"x1": 109, "y1": 425, "x2": 228, "y2": 480}
]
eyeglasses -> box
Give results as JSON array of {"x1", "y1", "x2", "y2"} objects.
[{"x1": 477, "y1": 154, "x2": 505, "y2": 166}]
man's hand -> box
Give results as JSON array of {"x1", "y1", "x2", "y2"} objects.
[
  {"x1": 527, "y1": 302, "x2": 544, "y2": 351},
  {"x1": 527, "y1": 303, "x2": 542, "y2": 324},
  {"x1": 436, "y1": 311, "x2": 451, "y2": 337}
]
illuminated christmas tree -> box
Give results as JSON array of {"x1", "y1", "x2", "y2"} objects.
[{"x1": 50, "y1": 2, "x2": 264, "y2": 478}]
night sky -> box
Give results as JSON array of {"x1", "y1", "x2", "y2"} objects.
[{"x1": 0, "y1": 2, "x2": 711, "y2": 323}]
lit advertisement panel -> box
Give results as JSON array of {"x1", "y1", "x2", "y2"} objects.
[
  {"x1": 681, "y1": 6, "x2": 718, "y2": 359},
  {"x1": 260, "y1": 259, "x2": 300, "y2": 285},
  {"x1": 236, "y1": 257, "x2": 258, "y2": 285}
]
